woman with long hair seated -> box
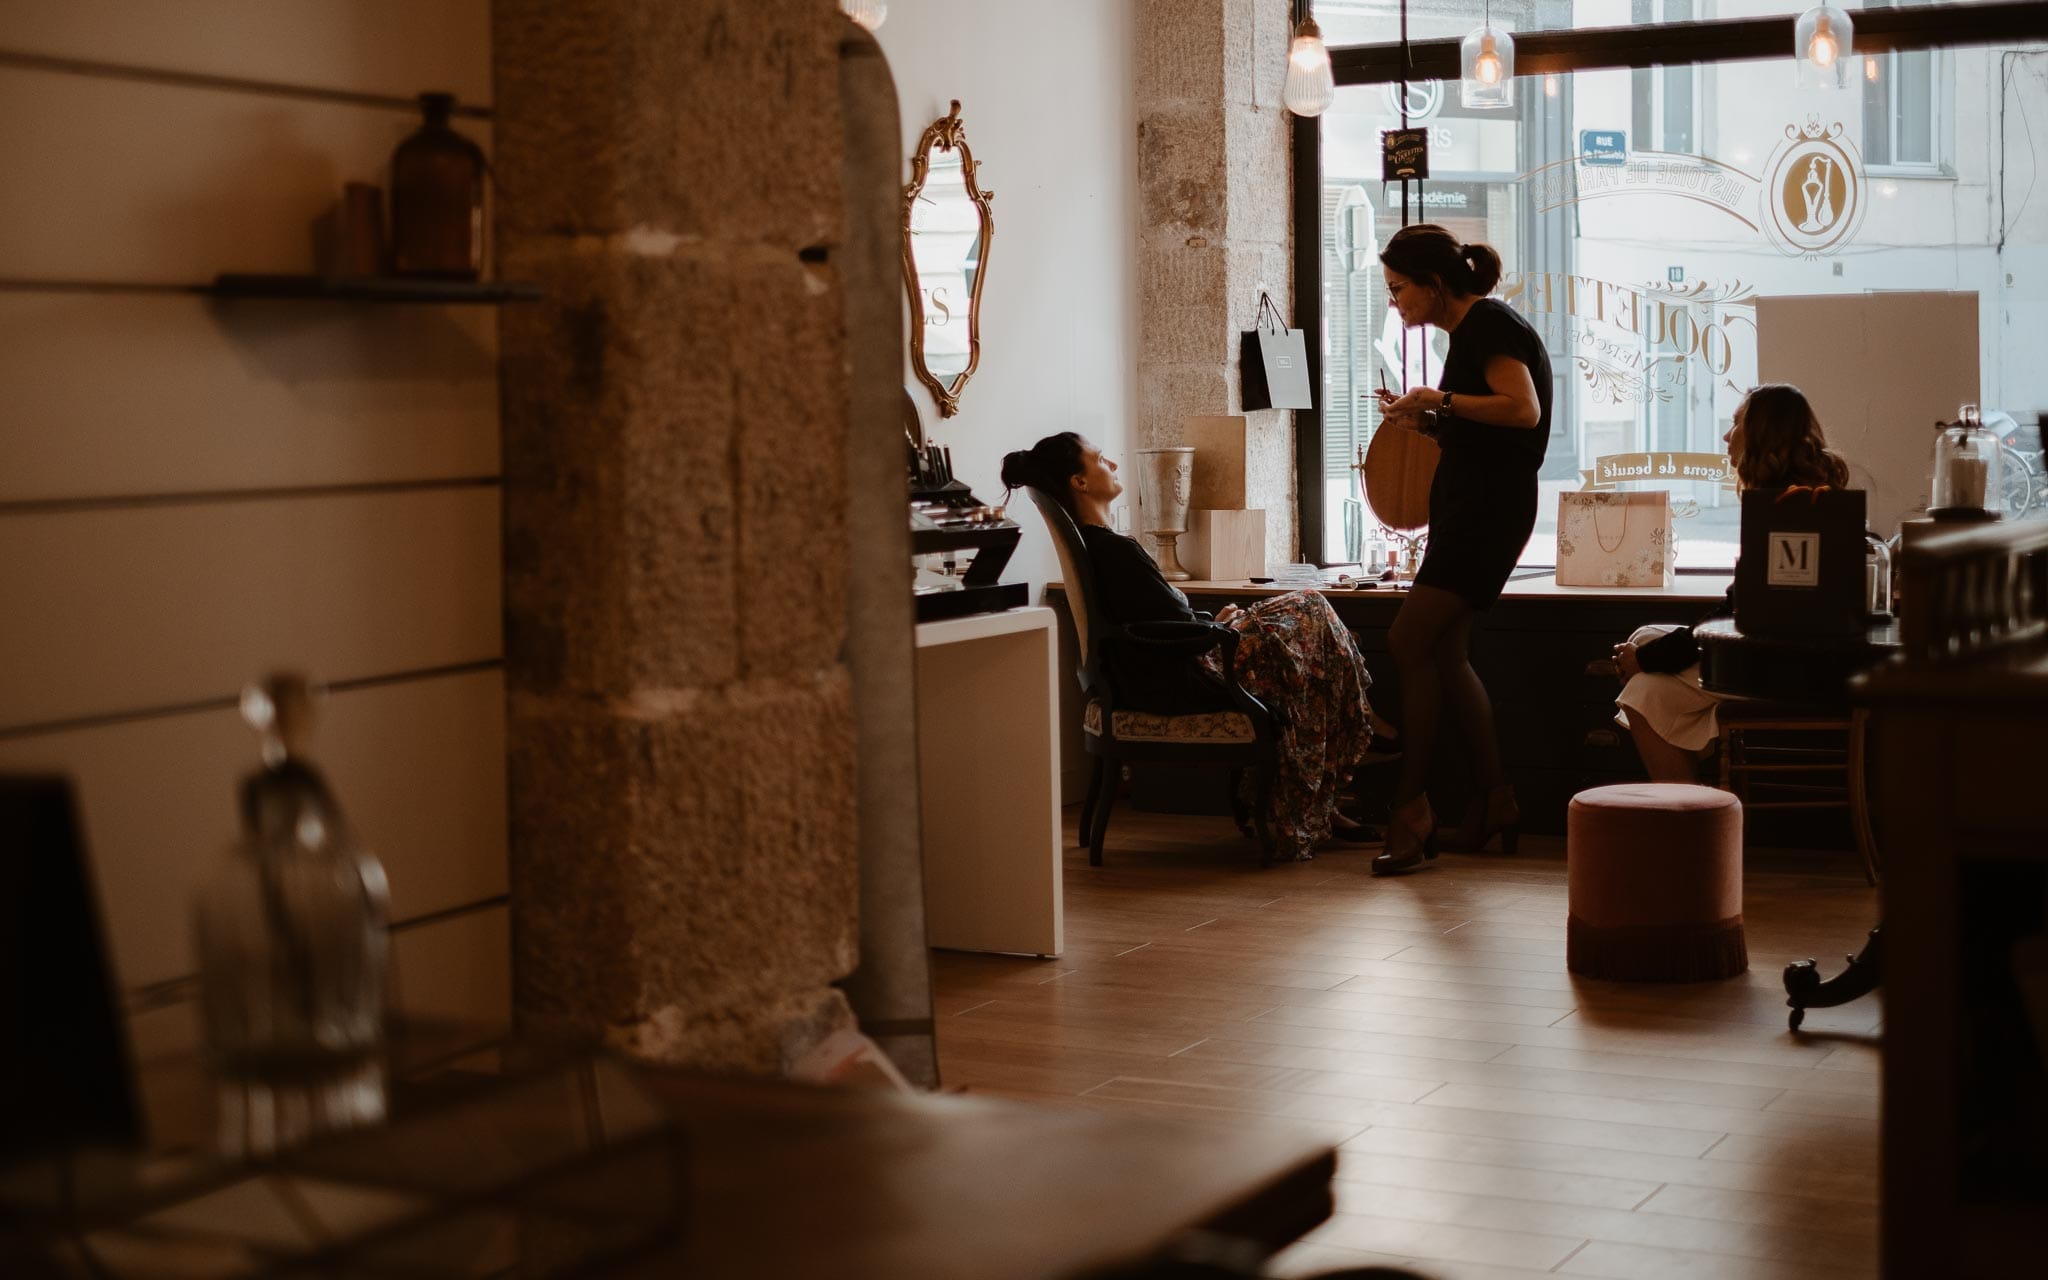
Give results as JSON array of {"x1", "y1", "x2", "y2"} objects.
[
  {"x1": 1002, "y1": 432, "x2": 1390, "y2": 862},
  {"x1": 1612, "y1": 383, "x2": 1852, "y2": 781}
]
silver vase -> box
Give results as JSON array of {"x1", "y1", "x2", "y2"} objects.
[{"x1": 1136, "y1": 447, "x2": 1195, "y2": 581}]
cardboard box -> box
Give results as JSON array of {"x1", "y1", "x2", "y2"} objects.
[
  {"x1": 1183, "y1": 415, "x2": 1249, "y2": 510},
  {"x1": 1181, "y1": 509, "x2": 1267, "y2": 581}
]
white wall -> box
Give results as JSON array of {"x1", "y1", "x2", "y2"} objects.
[
  {"x1": 875, "y1": 0, "x2": 1140, "y2": 594},
  {"x1": 0, "y1": 1, "x2": 508, "y2": 1049}
]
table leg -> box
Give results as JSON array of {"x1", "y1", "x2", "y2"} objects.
[
  {"x1": 1783, "y1": 925, "x2": 1883, "y2": 1031},
  {"x1": 1848, "y1": 707, "x2": 1879, "y2": 886}
]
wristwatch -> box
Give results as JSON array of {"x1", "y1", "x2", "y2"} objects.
[{"x1": 1442, "y1": 391, "x2": 1453, "y2": 416}]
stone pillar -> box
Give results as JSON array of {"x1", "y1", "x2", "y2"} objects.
[
  {"x1": 1137, "y1": 0, "x2": 1298, "y2": 562},
  {"x1": 493, "y1": 0, "x2": 860, "y2": 1074}
]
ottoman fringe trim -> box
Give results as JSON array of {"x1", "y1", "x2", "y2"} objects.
[{"x1": 1567, "y1": 912, "x2": 1748, "y2": 982}]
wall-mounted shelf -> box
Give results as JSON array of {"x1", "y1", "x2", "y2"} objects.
[{"x1": 209, "y1": 274, "x2": 542, "y2": 304}]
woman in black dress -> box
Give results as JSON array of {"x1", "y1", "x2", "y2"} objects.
[{"x1": 1371, "y1": 224, "x2": 1552, "y2": 874}]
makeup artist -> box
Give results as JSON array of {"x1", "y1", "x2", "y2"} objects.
[{"x1": 1371, "y1": 224, "x2": 1552, "y2": 875}]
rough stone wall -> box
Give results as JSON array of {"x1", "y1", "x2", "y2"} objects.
[
  {"x1": 493, "y1": 0, "x2": 859, "y2": 1074},
  {"x1": 1137, "y1": 0, "x2": 1298, "y2": 561}
]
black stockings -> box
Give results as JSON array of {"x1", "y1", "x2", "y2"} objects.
[{"x1": 1388, "y1": 584, "x2": 1505, "y2": 803}]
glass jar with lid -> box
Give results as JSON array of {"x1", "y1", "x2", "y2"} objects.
[{"x1": 1929, "y1": 404, "x2": 2004, "y2": 521}]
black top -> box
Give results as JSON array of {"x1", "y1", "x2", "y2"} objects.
[
  {"x1": 1081, "y1": 525, "x2": 1199, "y2": 626},
  {"x1": 1436, "y1": 298, "x2": 1553, "y2": 469},
  {"x1": 1078, "y1": 525, "x2": 1229, "y2": 713}
]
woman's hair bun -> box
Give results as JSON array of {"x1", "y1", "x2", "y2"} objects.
[
  {"x1": 999, "y1": 450, "x2": 1034, "y2": 492},
  {"x1": 1460, "y1": 241, "x2": 1504, "y2": 296}
]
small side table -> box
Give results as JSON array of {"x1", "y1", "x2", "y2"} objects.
[{"x1": 1696, "y1": 616, "x2": 1899, "y2": 1029}]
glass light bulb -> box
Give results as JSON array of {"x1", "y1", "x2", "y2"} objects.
[
  {"x1": 840, "y1": 0, "x2": 886, "y2": 31},
  {"x1": 1283, "y1": 19, "x2": 1335, "y2": 117},
  {"x1": 1794, "y1": 5, "x2": 1853, "y2": 89},
  {"x1": 1544, "y1": 74, "x2": 1560, "y2": 98},
  {"x1": 1864, "y1": 56, "x2": 1880, "y2": 82},
  {"x1": 1459, "y1": 25, "x2": 1514, "y2": 109}
]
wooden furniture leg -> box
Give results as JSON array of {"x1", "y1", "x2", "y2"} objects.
[
  {"x1": 1080, "y1": 755, "x2": 1107, "y2": 848},
  {"x1": 1848, "y1": 706, "x2": 1879, "y2": 886}
]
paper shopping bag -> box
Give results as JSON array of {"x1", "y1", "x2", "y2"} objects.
[
  {"x1": 1734, "y1": 487, "x2": 1867, "y2": 637},
  {"x1": 1240, "y1": 292, "x2": 1312, "y2": 411},
  {"x1": 1555, "y1": 491, "x2": 1675, "y2": 588}
]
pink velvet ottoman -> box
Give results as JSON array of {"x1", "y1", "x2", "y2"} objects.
[{"x1": 1566, "y1": 783, "x2": 1748, "y2": 982}]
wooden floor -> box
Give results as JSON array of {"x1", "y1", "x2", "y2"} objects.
[{"x1": 931, "y1": 807, "x2": 1883, "y2": 1280}]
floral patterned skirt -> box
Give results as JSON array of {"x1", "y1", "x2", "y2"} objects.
[{"x1": 1200, "y1": 590, "x2": 1376, "y2": 861}]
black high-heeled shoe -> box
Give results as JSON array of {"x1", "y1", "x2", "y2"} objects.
[
  {"x1": 1438, "y1": 785, "x2": 1520, "y2": 855},
  {"x1": 1372, "y1": 796, "x2": 1438, "y2": 875}
]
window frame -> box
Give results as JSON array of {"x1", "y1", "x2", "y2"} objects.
[
  {"x1": 1861, "y1": 20, "x2": 1949, "y2": 175},
  {"x1": 1634, "y1": 0, "x2": 1705, "y2": 158}
]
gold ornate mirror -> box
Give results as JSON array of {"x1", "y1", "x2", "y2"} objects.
[{"x1": 903, "y1": 101, "x2": 993, "y2": 418}]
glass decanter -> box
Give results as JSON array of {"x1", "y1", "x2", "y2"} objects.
[
  {"x1": 193, "y1": 674, "x2": 391, "y2": 1155},
  {"x1": 1929, "y1": 403, "x2": 2003, "y2": 521}
]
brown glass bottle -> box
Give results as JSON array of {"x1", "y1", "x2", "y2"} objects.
[{"x1": 389, "y1": 92, "x2": 485, "y2": 279}]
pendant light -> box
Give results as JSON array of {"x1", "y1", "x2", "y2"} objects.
[
  {"x1": 840, "y1": 0, "x2": 887, "y2": 31},
  {"x1": 1284, "y1": 16, "x2": 1336, "y2": 117},
  {"x1": 1794, "y1": 4, "x2": 1853, "y2": 89},
  {"x1": 1459, "y1": 2, "x2": 1514, "y2": 110}
]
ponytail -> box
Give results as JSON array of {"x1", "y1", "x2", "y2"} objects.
[{"x1": 1460, "y1": 241, "x2": 1502, "y2": 296}]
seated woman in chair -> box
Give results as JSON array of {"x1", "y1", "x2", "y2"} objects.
[
  {"x1": 1002, "y1": 432, "x2": 1391, "y2": 861},
  {"x1": 1612, "y1": 383, "x2": 1852, "y2": 781}
]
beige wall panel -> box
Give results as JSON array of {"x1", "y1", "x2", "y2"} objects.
[
  {"x1": 0, "y1": 293, "x2": 498, "y2": 503},
  {"x1": 0, "y1": 670, "x2": 509, "y2": 989},
  {"x1": 1758, "y1": 291, "x2": 1980, "y2": 538},
  {"x1": 0, "y1": 1, "x2": 492, "y2": 106},
  {"x1": 391, "y1": 906, "x2": 511, "y2": 1027},
  {"x1": 0, "y1": 67, "x2": 492, "y2": 283},
  {"x1": 0, "y1": 487, "x2": 502, "y2": 729}
]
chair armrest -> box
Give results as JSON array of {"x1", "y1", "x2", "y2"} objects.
[
  {"x1": 1111, "y1": 620, "x2": 1234, "y2": 659},
  {"x1": 1104, "y1": 623, "x2": 1277, "y2": 730}
]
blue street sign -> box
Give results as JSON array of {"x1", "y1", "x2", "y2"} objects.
[
  {"x1": 1668, "y1": 266, "x2": 1685, "y2": 284},
  {"x1": 1581, "y1": 129, "x2": 1627, "y2": 166}
]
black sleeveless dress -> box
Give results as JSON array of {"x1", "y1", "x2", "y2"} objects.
[{"x1": 1413, "y1": 298, "x2": 1553, "y2": 610}]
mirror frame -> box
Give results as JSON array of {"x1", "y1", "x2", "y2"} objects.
[{"x1": 902, "y1": 100, "x2": 994, "y2": 419}]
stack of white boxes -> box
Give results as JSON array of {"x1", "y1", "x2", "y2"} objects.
[{"x1": 1177, "y1": 415, "x2": 1267, "y2": 582}]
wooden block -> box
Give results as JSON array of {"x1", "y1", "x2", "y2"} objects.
[
  {"x1": 1182, "y1": 509, "x2": 1267, "y2": 580},
  {"x1": 1183, "y1": 415, "x2": 1249, "y2": 509}
]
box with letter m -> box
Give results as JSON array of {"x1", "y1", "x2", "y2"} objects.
[{"x1": 1735, "y1": 488, "x2": 1867, "y2": 637}]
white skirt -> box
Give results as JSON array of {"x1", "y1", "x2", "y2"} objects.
[{"x1": 1613, "y1": 625, "x2": 1733, "y2": 753}]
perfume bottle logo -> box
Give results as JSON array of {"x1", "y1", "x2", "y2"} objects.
[{"x1": 1764, "y1": 119, "x2": 1865, "y2": 258}]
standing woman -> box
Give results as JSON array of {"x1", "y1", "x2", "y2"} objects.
[{"x1": 1372, "y1": 224, "x2": 1552, "y2": 874}]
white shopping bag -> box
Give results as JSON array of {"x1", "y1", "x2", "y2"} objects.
[{"x1": 1555, "y1": 491, "x2": 1675, "y2": 588}]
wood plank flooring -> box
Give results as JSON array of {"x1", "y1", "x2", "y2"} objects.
[{"x1": 931, "y1": 808, "x2": 1883, "y2": 1280}]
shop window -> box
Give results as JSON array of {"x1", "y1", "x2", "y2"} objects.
[{"x1": 1307, "y1": 22, "x2": 2044, "y2": 569}]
